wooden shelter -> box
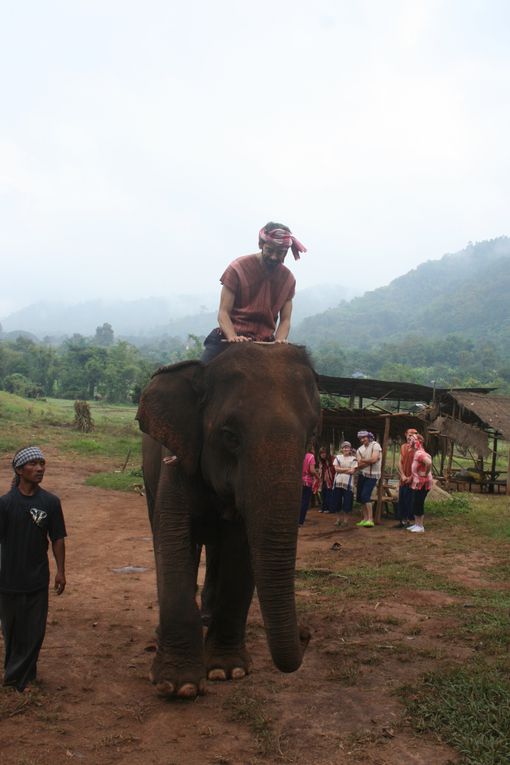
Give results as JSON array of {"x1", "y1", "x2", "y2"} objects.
[
  {"x1": 317, "y1": 375, "x2": 510, "y2": 515},
  {"x1": 432, "y1": 392, "x2": 510, "y2": 495}
]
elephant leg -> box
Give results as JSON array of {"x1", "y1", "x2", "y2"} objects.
[
  {"x1": 204, "y1": 520, "x2": 255, "y2": 681},
  {"x1": 150, "y1": 471, "x2": 206, "y2": 699}
]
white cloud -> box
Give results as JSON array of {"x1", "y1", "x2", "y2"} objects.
[{"x1": 0, "y1": 0, "x2": 509, "y2": 313}]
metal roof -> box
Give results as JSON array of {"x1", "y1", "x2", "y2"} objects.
[{"x1": 318, "y1": 375, "x2": 495, "y2": 404}]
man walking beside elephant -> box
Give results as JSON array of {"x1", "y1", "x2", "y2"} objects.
[
  {"x1": 201, "y1": 221, "x2": 307, "y2": 363},
  {"x1": 0, "y1": 446, "x2": 67, "y2": 692}
]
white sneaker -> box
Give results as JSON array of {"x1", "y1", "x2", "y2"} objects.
[
  {"x1": 406, "y1": 524, "x2": 418, "y2": 531},
  {"x1": 410, "y1": 526, "x2": 424, "y2": 533}
]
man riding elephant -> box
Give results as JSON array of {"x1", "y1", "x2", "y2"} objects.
[{"x1": 201, "y1": 221, "x2": 307, "y2": 363}]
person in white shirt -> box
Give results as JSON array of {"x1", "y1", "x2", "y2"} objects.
[
  {"x1": 355, "y1": 431, "x2": 382, "y2": 528},
  {"x1": 332, "y1": 441, "x2": 358, "y2": 528}
]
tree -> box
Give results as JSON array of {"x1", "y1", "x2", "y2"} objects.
[{"x1": 94, "y1": 323, "x2": 114, "y2": 347}]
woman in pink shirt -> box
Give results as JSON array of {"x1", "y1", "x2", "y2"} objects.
[
  {"x1": 300, "y1": 445, "x2": 318, "y2": 526},
  {"x1": 408, "y1": 434, "x2": 432, "y2": 534}
]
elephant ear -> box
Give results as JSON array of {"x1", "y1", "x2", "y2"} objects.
[{"x1": 136, "y1": 360, "x2": 204, "y2": 475}]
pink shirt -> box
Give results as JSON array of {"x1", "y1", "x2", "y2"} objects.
[
  {"x1": 411, "y1": 448, "x2": 433, "y2": 490},
  {"x1": 221, "y1": 254, "x2": 296, "y2": 340},
  {"x1": 302, "y1": 453, "x2": 316, "y2": 487}
]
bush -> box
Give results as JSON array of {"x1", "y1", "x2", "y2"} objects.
[{"x1": 3, "y1": 373, "x2": 44, "y2": 398}]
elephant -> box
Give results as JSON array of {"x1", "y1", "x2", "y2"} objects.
[{"x1": 136, "y1": 342, "x2": 321, "y2": 699}]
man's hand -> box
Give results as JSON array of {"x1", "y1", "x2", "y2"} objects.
[
  {"x1": 228, "y1": 335, "x2": 252, "y2": 343},
  {"x1": 54, "y1": 572, "x2": 66, "y2": 595}
]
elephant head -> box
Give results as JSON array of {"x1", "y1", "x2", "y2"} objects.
[{"x1": 137, "y1": 343, "x2": 320, "y2": 674}]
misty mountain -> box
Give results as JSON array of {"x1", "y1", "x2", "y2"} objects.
[
  {"x1": 293, "y1": 237, "x2": 510, "y2": 352},
  {"x1": 0, "y1": 284, "x2": 356, "y2": 340}
]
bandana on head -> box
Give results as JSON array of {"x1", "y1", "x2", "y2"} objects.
[
  {"x1": 259, "y1": 226, "x2": 307, "y2": 261},
  {"x1": 357, "y1": 431, "x2": 374, "y2": 441},
  {"x1": 12, "y1": 446, "x2": 45, "y2": 471},
  {"x1": 341, "y1": 441, "x2": 352, "y2": 448}
]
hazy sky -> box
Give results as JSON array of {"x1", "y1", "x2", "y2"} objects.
[{"x1": 1, "y1": 0, "x2": 509, "y2": 317}]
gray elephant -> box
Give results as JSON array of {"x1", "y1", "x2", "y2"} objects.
[{"x1": 136, "y1": 343, "x2": 320, "y2": 699}]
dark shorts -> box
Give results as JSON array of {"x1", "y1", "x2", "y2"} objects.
[
  {"x1": 332, "y1": 486, "x2": 354, "y2": 514},
  {"x1": 356, "y1": 475, "x2": 377, "y2": 504},
  {"x1": 412, "y1": 487, "x2": 429, "y2": 515}
]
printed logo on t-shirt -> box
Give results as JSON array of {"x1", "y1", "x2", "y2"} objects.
[{"x1": 29, "y1": 508, "x2": 48, "y2": 528}]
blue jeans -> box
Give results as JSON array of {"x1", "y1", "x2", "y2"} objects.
[
  {"x1": 332, "y1": 486, "x2": 354, "y2": 514},
  {"x1": 356, "y1": 475, "x2": 377, "y2": 504},
  {"x1": 321, "y1": 485, "x2": 334, "y2": 513},
  {"x1": 300, "y1": 485, "x2": 313, "y2": 525}
]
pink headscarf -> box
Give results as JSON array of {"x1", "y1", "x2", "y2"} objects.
[{"x1": 259, "y1": 226, "x2": 307, "y2": 261}]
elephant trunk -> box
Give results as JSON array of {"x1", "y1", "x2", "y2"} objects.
[{"x1": 242, "y1": 470, "x2": 305, "y2": 673}]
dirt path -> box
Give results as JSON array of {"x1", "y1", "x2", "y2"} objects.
[{"x1": 0, "y1": 451, "x2": 471, "y2": 763}]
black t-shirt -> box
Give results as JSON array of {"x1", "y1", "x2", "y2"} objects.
[{"x1": 0, "y1": 486, "x2": 67, "y2": 593}]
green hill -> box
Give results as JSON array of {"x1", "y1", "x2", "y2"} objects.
[{"x1": 294, "y1": 237, "x2": 510, "y2": 354}]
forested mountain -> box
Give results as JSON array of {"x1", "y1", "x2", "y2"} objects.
[
  {"x1": 1, "y1": 238, "x2": 509, "y2": 401},
  {"x1": 294, "y1": 237, "x2": 510, "y2": 354}
]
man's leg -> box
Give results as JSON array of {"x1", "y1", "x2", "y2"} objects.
[
  {"x1": 1, "y1": 589, "x2": 48, "y2": 691},
  {"x1": 201, "y1": 330, "x2": 230, "y2": 364}
]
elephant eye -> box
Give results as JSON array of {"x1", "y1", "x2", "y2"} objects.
[{"x1": 220, "y1": 427, "x2": 240, "y2": 451}]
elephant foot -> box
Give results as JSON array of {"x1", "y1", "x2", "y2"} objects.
[
  {"x1": 150, "y1": 653, "x2": 206, "y2": 700},
  {"x1": 205, "y1": 644, "x2": 252, "y2": 682}
]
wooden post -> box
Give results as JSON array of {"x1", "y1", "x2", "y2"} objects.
[
  {"x1": 445, "y1": 403, "x2": 456, "y2": 491},
  {"x1": 506, "y1": 443, "x2": 510, "y2": 497},
  {"x1": 440, "y1": 437, "x2": 446, "y2": 476},
  {"x1": 445, "y1": 439, "x2": 455, "y2": 491},
  {"x1": 489, "y1": 434, "x2": 498, "y2": 495},
  {"x1": 375, "y1": 415, "x2": 391, "y2": 524}
]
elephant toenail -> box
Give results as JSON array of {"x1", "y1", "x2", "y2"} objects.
[
  {"x1": 155, "y1": 681, "x2": 175, "y2": 696},
  {"x1": 231, "y1": 668, "x2": 246, "y2": 680},
  {"x1": 208, "y1": 668, "x2": 227, "y2": 681},
  {"x1": 178, "y1": 683, "x2": 198, "y2": 698}
]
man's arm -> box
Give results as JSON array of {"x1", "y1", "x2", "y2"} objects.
[
  {"x1": 397, "y1": 447, "x2": 404, "y2": 477},
  {"x1": 217, "y1": 285, "x2": 251, "y2": 342},
  {"x1": 358, "y1": 446, "x2": 381, "y2": 469},
  {"x1": 365, "y1": 445, "x2": 382, "y2": 465},
  {"x1": 274, "y1": 299, "x2": 293, "y2": 342},
  {"x1": 52, "y1": 538, "x2": 66, "y2": 595}
]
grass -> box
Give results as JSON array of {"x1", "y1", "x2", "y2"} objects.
[
  {"x1": 85, "y1": 468, "x2": 144, "y2": 492},
  {"x1": 297, "y1": 560, "x2": 468, "y2": 600},
  {"x1": 462, "y1": 496, "x2": 510, "y2": 541},
  {"x1": 0, "y1": 391, "x2": 141, "y2": 466},
  {"x1": 296, "y1": 493, "x2": 510, "y2": 762},
  {"x1": 426, "y1": 494, "x2": 472, "y2": 518},
  {"x1": 223, "y1": 689, "x2": 281, "y2": 758},
  {"x1": 403, "y1": 665, "x2": 510, "y2": 765}
]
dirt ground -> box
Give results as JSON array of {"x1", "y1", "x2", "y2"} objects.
[{"x1": 0, "y1": 449, "x2": 492, "y2": 764}]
